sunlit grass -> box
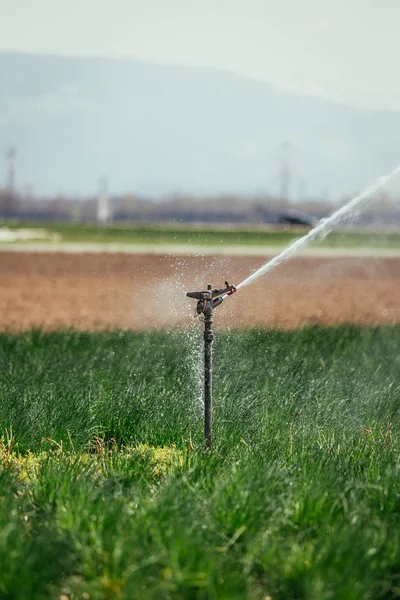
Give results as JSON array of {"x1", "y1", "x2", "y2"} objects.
[{"x1": 1, "y1": 327, "x2": 400, "y2": 598}]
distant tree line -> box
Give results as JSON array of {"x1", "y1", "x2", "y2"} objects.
[{"x1": 0, "y1": 188, "x2": 398, "y2": 229}]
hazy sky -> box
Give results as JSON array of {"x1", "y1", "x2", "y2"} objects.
[{"x1": 1, "y1": 0, "x2": 400, "y2": 110}]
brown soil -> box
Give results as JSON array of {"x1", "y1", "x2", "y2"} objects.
[{"x1": 1, "y1": 252, "x2": 399, "y2": 331}]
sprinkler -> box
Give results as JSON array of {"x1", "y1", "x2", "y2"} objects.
[{"x1": 186, "y1": 282, "x2": 237, "y2": 449}]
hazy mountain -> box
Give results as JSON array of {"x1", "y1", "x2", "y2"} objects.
[{"x1": 0, "y1": 52, "x2": 399, "y2": 199}]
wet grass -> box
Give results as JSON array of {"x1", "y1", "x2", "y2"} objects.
[
  {"x1": 1, "y1": 326, "x2": 400, "y2": 599},
  {"x1": 4, "y1": 220, "x2": 400, "y2": 248}
]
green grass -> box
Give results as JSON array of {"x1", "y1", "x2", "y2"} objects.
[
  {"x1": 4, "y1": 220, "x2": 400, "y2": 248},
  {"x1": 1, "y1": 327, "x2": 400, "y2": 599}
]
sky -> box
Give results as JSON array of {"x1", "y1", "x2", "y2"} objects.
[{"x1": 1, "y1": 0, "x2": 400, "y2": 111}]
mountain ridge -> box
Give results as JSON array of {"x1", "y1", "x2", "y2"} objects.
[{"x1": 1, "y1": 51, "x2": 399, "y2": 198}]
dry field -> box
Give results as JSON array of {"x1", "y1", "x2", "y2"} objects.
[{"x1": 1, "y1": 251, "x2": 399, "y2": 331}]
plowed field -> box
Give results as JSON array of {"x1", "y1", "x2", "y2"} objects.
[{"x1": 1, "y1": 252, "x2": 399, "y2": 330}]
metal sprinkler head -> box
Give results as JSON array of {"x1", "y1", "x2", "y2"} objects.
[
  {"x1": 186, "y1": 282, "x2": 237, "y2": 450},
  {"x1": 186, "y1": 281, "x2": 237, "y2": 317}
]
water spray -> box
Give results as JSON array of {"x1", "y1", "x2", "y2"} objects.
[
  {"x1": 237, "y1": 164, "x2": 400, "y2": 290},
  {"x1": 186, "y1": 282, "x2": 236, "y2": 449},
  {"x1": 185, "y1": 164, "x2": 400, "y2": 449}
]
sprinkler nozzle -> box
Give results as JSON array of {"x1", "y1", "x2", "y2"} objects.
[
  {"x1": 186, "y1": 282, "x2": 237, "y2": 316},
  {"x1": 225, "y1": 281, "x2": 237, "y2": 296}
]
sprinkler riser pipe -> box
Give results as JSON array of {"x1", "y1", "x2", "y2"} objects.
[
  {"x1": 186, "y1": 282, "x2": 236, "y2": 450},
  {"x1": 204, "y1": 287, "x2": 213, "y2": 450}
]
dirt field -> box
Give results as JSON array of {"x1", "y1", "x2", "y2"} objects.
[{"x1": 1, "y1": 252, "x2": 399, "y2": 331}]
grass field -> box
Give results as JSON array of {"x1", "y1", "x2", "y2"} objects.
[
  {"x1": 1, "y1": 327, "x2": 400, "y2": 599},
  {"x1": 4, "y1": 220, "x2": 400, "y2": 248}
]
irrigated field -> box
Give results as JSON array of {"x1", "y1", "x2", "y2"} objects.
[{"x1": 1, "y1": 327, "x2": 400, "y2": 599}]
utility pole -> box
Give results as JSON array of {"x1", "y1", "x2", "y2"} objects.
[
  {"x1": 5, "y1": 147, "x2": 16, "y2": 215},
  {"x1": 6, "y1": 147, "x2": 16, "y2": 192},
  {"x1": 298, "y1": 179, "x2": 308, "y2": 202},
  {"x1": 280, "y1": 141, "x2": 291, "y2": 203}
]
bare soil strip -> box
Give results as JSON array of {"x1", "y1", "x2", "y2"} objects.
[{"x1": 1, "y1": 252, "x2": 399, "y2": 331}]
